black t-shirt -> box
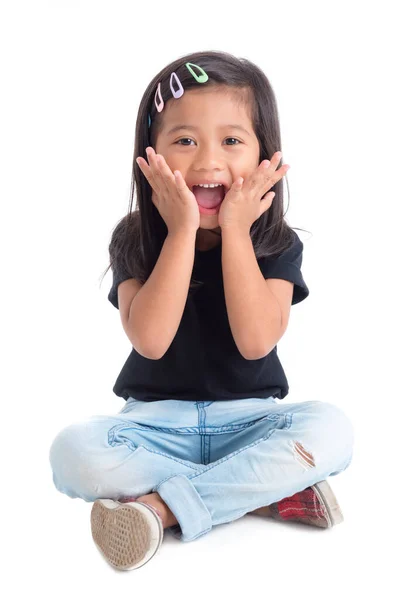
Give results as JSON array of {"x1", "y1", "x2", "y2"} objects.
[{"x1": 108, "y1": 230, "x2": 309, "y2": 402}]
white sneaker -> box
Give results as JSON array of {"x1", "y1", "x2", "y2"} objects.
[{"x1": 90, "y1": 499, "x2": 164, "y2": 570}]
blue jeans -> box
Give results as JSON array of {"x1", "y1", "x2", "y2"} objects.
[{"x1": 49, "y1": 397, "x2": 355, "y2": 542}]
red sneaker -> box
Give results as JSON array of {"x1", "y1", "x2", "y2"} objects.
[{"x1": 269, "y1": 480, "x2": 344, "y2": 528}]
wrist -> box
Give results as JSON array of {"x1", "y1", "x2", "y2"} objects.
[
  {"x1": 220, "y1": 226, "x2": 250, "y2": 238},
  {"x1": 168, "y1": 229, "x2": 197, "y2": 239}
]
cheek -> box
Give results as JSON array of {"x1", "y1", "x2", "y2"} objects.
[
  {"x1": 163, "y1": 152, "x2": 189, "y2": 174},
  {"x1": 232, "y1": 170, "x2": 251, "y2": 186}
]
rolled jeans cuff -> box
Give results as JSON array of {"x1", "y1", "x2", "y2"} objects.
[{"x1": 153, "y1": 473, "x2": 212, "y2": 542}]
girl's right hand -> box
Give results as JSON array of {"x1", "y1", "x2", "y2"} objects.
[{"x1": 136, "y1": 147, "x2": 200, "y2": 236}]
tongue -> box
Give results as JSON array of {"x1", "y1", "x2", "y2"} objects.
[{"x1": 193, "y1": 185, "x2": 225, "y2": 208}]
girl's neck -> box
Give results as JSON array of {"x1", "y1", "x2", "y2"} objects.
[{"x1": 195, "y1": 229, "x2": 221, "y2": 251}]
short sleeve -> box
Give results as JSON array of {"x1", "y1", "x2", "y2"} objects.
[
  {"x1": 108, "y1": 263, "x2": 134, "y2": 310},
  {"x1": 257, "y1": 231, "x2": 309, "y2": 305}
]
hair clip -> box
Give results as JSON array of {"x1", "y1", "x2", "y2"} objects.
[
  {"x1": 170, "y1": 72, "x2": 184, "y2": 98},
  {"x1": 148, "y1": 113, "x2": 151, "y2": 128},
  {"x1": 185, "y1": 62, "x2": 209, "y2": 83},
  {"x1": 154, "y1": 82, "x2": 164, "y2": 112},
  {"x1": 152, "y1": 62, "x2": 209, "y2": 118}
]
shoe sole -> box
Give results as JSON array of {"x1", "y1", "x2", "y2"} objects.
[
  {"x1": 311, "y1": 480, "x2": 344, "y2": 527},
  {"x1": 90, "y1": 499, "x2": 164, "y2": 570}
]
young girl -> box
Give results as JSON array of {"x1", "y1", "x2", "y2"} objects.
[{"x1": 49, "y1": 50, "x2": 355, "y2": 571}]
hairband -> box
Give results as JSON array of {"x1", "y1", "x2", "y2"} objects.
[{"x1": 148, "y1": 62, "x2": 209, "y2": 128}]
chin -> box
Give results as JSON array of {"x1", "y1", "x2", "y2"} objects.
[{"x1": 199, "y1": 224, "x2": 220, "y2": 231}]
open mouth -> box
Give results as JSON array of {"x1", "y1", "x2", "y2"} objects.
[{"x1": 191, "y1": 184, "x2": 227, "y2": 214}]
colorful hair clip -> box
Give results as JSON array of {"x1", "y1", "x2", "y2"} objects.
[
  {"x1": 170, "y1": 71, "x2": 184, "y2": 98},
  {"x1": 154, "y1": 82, "x2": 164, "y2": 112},
  {"x1": 185, "y1": 62, "x2": 209, "y2": 83},
  {"x1": 152, "y1": 62, "x2": 209, "y2": 118}
]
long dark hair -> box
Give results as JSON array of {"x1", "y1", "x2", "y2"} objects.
[{"x1": 100, "y1": 49, "x2": 310, "y2": 293}]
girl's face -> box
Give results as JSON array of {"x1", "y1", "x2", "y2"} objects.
[{"x1": 155, "y1": 87, "x2": 260, "y2": 235}]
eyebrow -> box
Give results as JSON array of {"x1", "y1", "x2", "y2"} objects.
[{"x1": 166, "y1": 124, "x2": 252, "y2": 137}]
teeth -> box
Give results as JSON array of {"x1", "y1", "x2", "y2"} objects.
[{"x1": 197, "y1": 183, "x2": 223, "y2": 188}]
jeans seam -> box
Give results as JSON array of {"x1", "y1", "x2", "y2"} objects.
[{"x1": 187, "y1": 412, "x2": 293, "y2": 481}]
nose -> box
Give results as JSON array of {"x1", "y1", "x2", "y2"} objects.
[{"x1": 191, "y1": 143, "x2": 225, "y2": 171}]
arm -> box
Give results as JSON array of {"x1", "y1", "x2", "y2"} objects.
[
  {"x1": 127, "y1": 230, "x2": 196, "y2": 359},
  {"x1": 221, "y1": 228, "x2": 282, "y2": 360}
]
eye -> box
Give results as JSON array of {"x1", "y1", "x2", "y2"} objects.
[
  {"x1": 176, "y1": 138, "x2": 195, "y2": 146},
  {"x1": 175, "y1": 137, "x2": 242, "y2": 146}
]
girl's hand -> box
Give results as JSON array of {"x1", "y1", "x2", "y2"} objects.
[
  {"x1": 136, "y1": 147, "x2": 200, "y2": 236},
  {"x1": 218, "y1": 151, "x2": 290, "y2": 232}
]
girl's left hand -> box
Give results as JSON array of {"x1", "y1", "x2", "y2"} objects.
[{"x1": 218, "y1": 151, "x2": 290, "y2": 232}]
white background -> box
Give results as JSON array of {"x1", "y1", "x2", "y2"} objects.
[{"x1": 1, "y1": 0, "x2": 398, "y2": 595}]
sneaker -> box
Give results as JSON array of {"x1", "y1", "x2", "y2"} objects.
[
  {"x1": 90, "y1": 499, "x2": 164, "y2": 570},
  {"x1": 267, "y1": 480, "x2": 344, "y2": 528}
]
